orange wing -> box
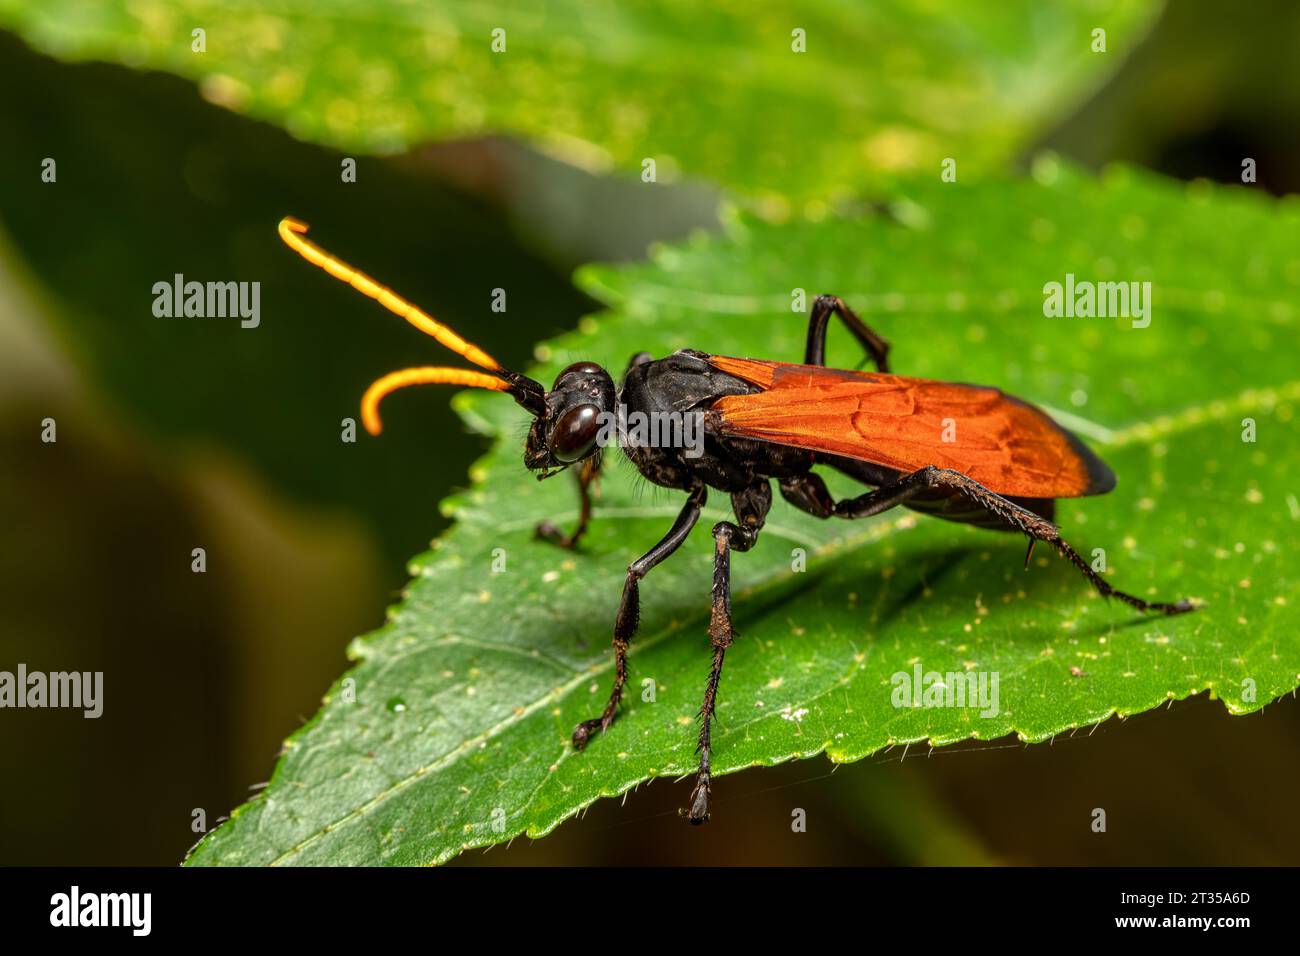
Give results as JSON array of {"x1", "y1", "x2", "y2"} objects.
[{"x1": 708, "y1": 356, "x2": 1114, "y2": 499}]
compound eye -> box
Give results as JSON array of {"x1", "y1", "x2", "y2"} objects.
[{"x1": 549, "y1": 403, "x2": 602, "y2": 463}]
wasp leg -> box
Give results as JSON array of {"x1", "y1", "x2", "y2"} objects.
[
  {"x1": 572, "y1": 483, "x2": 707, "y2": 749},
  {"x1": 687, "y1": 481, "x2": 771, "y2": 824},
  {"x1": 822, "y1": 466, "x2": 1194, "y2": 615},
  {"x1": 778, "y1": 472, "x2": 838, "y2": 517},
  {"x1": 804, "y1": 294, "x2": 891, "y2": 372},
  {"x1": 536, "y1": 456, "x2": 601, "y2": 549}
]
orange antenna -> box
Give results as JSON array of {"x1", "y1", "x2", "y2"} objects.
[
  {"x1": 361, "y1": 366, "x2": 510, "y2": 435},
  {"x1": 278, "y1": 217, "x2": 502, "y2": 373}
]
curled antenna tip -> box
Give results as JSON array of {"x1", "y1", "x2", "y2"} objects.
[{"x1": 361, "y1": 366, "x2": 509, "y2": 437}]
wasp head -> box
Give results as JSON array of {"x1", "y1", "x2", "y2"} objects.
[{"x1": 524, "y1": 361, "x2": 617, "y2": 479}]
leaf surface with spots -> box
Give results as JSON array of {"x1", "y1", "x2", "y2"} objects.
[{"x1": 0, "y1": 0, "x2": 1159, "y2": 198}]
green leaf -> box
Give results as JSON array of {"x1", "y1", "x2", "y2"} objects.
[
  {"x1": 0, "y1": 0, "x2": 1160, "y2": 198},
  {"x1": 186, "y1": 161, "x2": 1300, "y2": 865}
]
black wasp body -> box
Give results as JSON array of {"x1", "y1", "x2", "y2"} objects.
[
  {"x1": 278, "y1": 220, "x2": 1195, "y2": 826},
  {"x1": 519, "y1": 300, "x2": 1191, "y2": 824}
]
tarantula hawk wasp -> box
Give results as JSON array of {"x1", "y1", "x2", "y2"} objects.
[{"x1": 279, "y1": 217, "x2": 1195, "y2": 824}]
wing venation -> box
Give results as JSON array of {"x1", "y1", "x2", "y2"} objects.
[{"x1": 708, "y1": 355, "x2": 1113, "y2": 499}]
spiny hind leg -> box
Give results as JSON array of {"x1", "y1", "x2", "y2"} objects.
[
  {"x1": 779, "y1": 469, "x2": 1195, "y2": 615},
  {"x1": 687, "y1": 482, "x2": 770, "y2": 824}
]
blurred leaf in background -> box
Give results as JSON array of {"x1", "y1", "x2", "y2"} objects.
[
  {"x1": 1036, "y1": 0, "x2": 1300, "y2": 196},
  {"x1": 0, "y1": 225, "x2": 385, "y2": 863},
  {"x1": 0, "y1": 0, "x2": 1162, "y2": 202},
  {"x1": 0, "y1": 31, "x2": 594, "y2": 863},
  {"x1": 188, "y1": 162, "x2": 1300, "y2": 865},
  {"x1": 0, "y1": 32, "x2": 596, "y2": 573}
]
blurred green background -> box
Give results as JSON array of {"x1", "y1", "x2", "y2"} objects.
[{"x1": 1, "y1": 0, "x2": 1298, "y2": 865}]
